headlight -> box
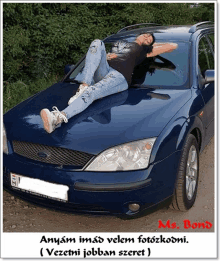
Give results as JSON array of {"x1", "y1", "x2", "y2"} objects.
[
  {"x1": 85, "y1": 138, "x2": 156, "y2": 171},
  {"x1": 3, "y1": 124, "x2": 9, "y2": 154}
]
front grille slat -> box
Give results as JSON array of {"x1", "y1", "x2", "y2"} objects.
[{"x1": 12, "y1": 140, "x2": 94, "y2": 167}]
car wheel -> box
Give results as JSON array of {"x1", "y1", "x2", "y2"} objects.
[{"x1": 170, "y1": 134, "x2": 199, "y2": 211}]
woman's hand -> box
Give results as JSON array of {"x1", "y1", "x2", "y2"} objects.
[{"x1": 107, "y1": 53, "x2": 118, "y2": 60}]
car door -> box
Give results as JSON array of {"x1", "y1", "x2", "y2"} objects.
[{"x1": 197, "y1": 34, "x2": 214, "y2": 144}]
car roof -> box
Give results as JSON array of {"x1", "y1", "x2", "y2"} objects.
[{"x1": 105, "y1": 23, "x2": 214, "y2": 43}]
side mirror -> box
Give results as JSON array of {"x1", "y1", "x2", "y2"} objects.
[
  {"x1": 204, "y1": 69, "x2": 214, "y2": 84},
  {"x1": 64, "y1": 64, "x2": 75, "y2": 75}
]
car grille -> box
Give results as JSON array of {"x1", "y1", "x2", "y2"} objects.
[{"x1": 12, "y1": 140, "x2": 94, "y2": 167}]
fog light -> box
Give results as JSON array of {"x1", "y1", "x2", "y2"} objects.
[{"x1": 128, "y1": 203, "x2": 140, "y2": 212}]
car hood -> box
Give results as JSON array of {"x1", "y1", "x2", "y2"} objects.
[{"x1": 4, "y1": 82, "x2": 192, "y2": 155}]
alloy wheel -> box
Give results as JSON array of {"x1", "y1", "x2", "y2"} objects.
[{"x1": 186, "y1": 145, "x2": 198, "y2": 200}]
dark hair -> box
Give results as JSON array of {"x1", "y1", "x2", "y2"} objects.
[{"x1": 136, "y1": 32, "x2": 155, "y2": 46}]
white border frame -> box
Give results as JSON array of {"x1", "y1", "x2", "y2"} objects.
[{"x1": 1, "y1": 1, "x2": 218, "y2": 259}]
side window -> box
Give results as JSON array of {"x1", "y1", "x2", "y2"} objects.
[
  {"x1": 198, "y1": 36, "x2": 214, "y2": 76},
  {"x1": 207, "y1": 33, "x2": 214, "y2": 52}
]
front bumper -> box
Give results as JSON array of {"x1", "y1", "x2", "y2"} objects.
[{"x1": 3, "y1": 151, "x2": 181, "y2": 215}]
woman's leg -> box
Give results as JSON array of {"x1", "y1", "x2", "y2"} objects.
[
  {"x1": 40, "y1": 41, "x2": 127, "y2": 133},
  {"x1": 40, "y1": 70, "x2": 127, "y2": 133},
  {"x1": 68, "y1": 39, "x2": 111, "y2": 105},
  {"x1": 79, "y1": 39, "x2": 110, "y2": 86},
  {"x1": 63, "y1": 68, "x2": 128, "y2": 120}
]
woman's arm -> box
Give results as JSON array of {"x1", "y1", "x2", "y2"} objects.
[{"x1": 147, "y1": 43, "x2": 178, "y2": 57}]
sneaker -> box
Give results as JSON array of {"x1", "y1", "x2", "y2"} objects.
[
  {"x1": 40, "y1": 106, "x2": 68, "y2": 133},
  {"x1": 68, "y1": 84, "x2": 88, "y2": 105}
]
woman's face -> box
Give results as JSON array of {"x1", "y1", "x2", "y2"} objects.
[{"x1": 136, "y1": 34, "x2": 153, "y2": 45}]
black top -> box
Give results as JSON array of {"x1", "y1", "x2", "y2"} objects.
[{"x1": 108, "y1": 41, "x2": 153, "y2": 86}]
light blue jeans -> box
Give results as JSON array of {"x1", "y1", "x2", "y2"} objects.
[{"x1": 63, "y1": 39, "x2": 128, "y2": 119}]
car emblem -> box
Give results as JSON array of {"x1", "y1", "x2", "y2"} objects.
[{"x1": 37, "y1": 151, "x2": 51, "y2": 159}]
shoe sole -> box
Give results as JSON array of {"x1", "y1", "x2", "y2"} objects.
[{"x1": 40, "y1": 109, "x2": 53, "y2": 133}]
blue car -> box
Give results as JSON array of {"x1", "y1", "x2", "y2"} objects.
[{"x1": 3, "y1": 22, "x2": 214, "y2": 217}]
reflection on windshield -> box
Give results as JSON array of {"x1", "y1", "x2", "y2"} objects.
[
  {"x1": 69, "y1": 42, "x2": 189, "y2": 89},
  {"x1": 132, "y1": 55, "x2": 176, "y2": 85},
  {"x1": 132, "y1": 42, "x2": 189, "y2": 88}
]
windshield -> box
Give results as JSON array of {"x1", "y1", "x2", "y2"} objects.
[
  {"x1": 131, "y1": 41, "x2": 190, "y2": 89},
  {"x1": 68, "y1": 41, "x2": 190, "y2": 89}
]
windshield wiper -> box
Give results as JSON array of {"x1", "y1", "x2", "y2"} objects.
[
  {"x1": 130, "y1": 84, "x2": 154, "y2": 89},
  {"x1": 65, "y1": 78, "x2": 81, "y2": 83}
]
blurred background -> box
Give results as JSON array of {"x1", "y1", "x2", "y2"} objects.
[{"x1": 3, "y1": 2, "x2": 214, "y2": 113}]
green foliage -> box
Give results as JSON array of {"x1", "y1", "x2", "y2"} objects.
[
  {"x1": 3, "y1": 2, "x2": 214, "y2": 83},
  {"x1": 190, "y1": 3, "x2": 214, "y2": 22},
  {"x1": 3, "y1": 25, "x2": 30, "y2": 81},
  {"x1": 3, "y1": 75, "x2": 59, "y2": 113},
  {"x1": 152, "y1": 3, "x2": 194, "y2": 25},
  {"x1": 3, "y1": 3, "x2": 214, "y2": 112}
]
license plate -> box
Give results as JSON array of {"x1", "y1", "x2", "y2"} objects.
[{"x1": 11, "y1": 173, "x2": 69, "y2": 202}]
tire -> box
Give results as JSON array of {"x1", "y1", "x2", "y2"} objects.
[{"x1": 170, "y1": 134, "x2": 199, "y2": 211}]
